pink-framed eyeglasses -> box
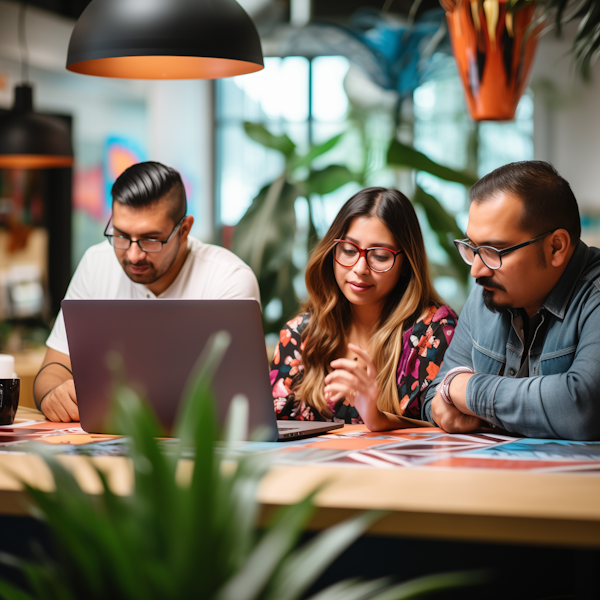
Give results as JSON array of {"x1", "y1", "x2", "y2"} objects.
[{"x1": 333, "y1": 239, "x2": 403, "y2": 273}]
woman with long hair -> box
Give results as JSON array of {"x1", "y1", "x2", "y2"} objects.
[{"x1": 270, "y1": 187, "x2": 457, "y2": 430}]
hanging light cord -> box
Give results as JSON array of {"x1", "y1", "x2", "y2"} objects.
[
  {"x1": 18, "y1": 2, "x2": 30, "y2": 83},
  {"x1": 382, "y1": 0, "x2": 423, "y2": 25}
]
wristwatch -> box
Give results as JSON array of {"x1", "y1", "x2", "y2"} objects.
[{"x1": 440, "y1": 366, "x2": 474, "y2": 405}]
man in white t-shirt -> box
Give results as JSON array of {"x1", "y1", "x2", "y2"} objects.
[{"x1": 35, "y1": 161, "x2": 260, "y2": 422}]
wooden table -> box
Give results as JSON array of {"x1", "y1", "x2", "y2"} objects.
[{"x1": 1, "y1": 407, "x2": 600, "y2": 550}]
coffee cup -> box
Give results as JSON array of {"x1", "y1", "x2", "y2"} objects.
[
  {"x1": 0, "y1": 355, "x2": 20, "y2": 425},
  {"x1": 0, "y1": 379, "x2": 20, "y2": 425}
]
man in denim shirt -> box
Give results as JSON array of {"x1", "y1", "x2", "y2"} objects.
[{"x1": 423, "y1": 161, "x2": 600, "y2": 440}]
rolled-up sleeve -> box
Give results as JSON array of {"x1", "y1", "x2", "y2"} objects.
[{"x1": 466, "y1": 298, "x2": 600, "y2": 440}]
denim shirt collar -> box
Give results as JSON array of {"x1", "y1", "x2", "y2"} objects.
[{"x1": 537, "y1": 240, "x2": 589, "y2": 320}]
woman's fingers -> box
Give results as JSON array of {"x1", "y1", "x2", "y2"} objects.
[
  {"x1": 329, "y1": 359, "x2": 371, "y2": 388},
  {"x1": 324, "y1": 383, "x2": 351, "y2": 403},
  {"x1": 330, "y1": 357, "x2": 365, "y2": 371},
  {"x1": 325, "y1": 369, "x2": 361, "y2": 390},
  {"x1": 347, "y1": 343, "x2": 377, "y2": 377}
]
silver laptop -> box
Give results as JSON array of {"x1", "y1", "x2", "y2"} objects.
[{"x1": 62, "y1": 299, "x2": 342, "y2": 441}]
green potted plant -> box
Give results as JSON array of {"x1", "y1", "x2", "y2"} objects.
[
  {"x1": 233, "y1": 123, "x2": 475, "y2": 335},
  {"x1": 0, "y1": 333, "x2": 482, "y2": 599}
]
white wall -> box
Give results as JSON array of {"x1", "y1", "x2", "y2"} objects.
[
  {"x1": 531, "y1": 23, "x2": 600, "y2": 210},
  {"x1": 147, "y1": 80, "x2": 214, "y2": 241}
]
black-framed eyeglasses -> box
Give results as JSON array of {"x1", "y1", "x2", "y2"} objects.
[
  {"x1": 333, "y1": 239, "x2": 403, "y2": 273},
  {"x1": 104, "y1": 216, "x2": 186, "y2": 253},
  {"x1": 453, "y1": 230, "x2": 555, "y2": 270}
]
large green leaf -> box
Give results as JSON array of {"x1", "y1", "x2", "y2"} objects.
[
  {"x1": 304, "y1": 165, "x2": 358, "y2": 196},
  {"x1": 413, "y1": 185, "x2": 471, "y2": 285},
  {"x1": 387, "y1": 139, "x2": 477, "y2": 187},
  {"x1": 232, "y1": 177, "x2": 298, "y2": 276},
  {"x1": 292, "y1": 134, "x2": 344, "y2": 171},
  {"x1": 308, "y1": 571, "x2": 487, "y2": 600},
  {"x1": 243, "y1": 123, "x2": 296, "y2": 158},
  {"x1": 215, "y1": 492, "x2": 318, "y2": 600},
  {"x1": 264, "y1": 511, "x2": 385, "y2": 600},
  {"x1": 232, "y1": 178, "x2": 301, "y2": 333}
]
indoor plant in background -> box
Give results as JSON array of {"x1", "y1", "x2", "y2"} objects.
[
  {"x1": 233, "y1": 120, "x2": 474, "y2": 336},
  {"x1": 506, "y1": 0, "x2": 600, "y2": 80},
  {"x1": 232, "y1": 125, "x2": 358, "y2": 336},
  {"x1": 232, "y1": 7, "x2": 476, "y2": 335},
  {"x1": 0, "y1": 333, "x2": 482, "y2": 599}
]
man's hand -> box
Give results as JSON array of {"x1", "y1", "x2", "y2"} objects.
[
  {"x1": 40, "y1": 380, "x2": 79, "y2": 422},
  {"x1": 431, "y1": 390, "x2": 483, "y2": 433}
]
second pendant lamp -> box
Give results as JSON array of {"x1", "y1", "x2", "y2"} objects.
[
  {"x1": 0, "y1": 3, "x2": 73, "y2": 168},
  {"x1": 66, "y1": 0, "x2": 264, "y2": 79}
]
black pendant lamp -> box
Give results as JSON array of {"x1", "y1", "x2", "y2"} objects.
[
  {"x1": 0, "y1": 4, "x2": 74, "y2": 169},
  {"x1": 66, "y1": 0, "x2": 264, "y2": 79},
  {"x1": 0, "y1": 85, "x2": 74, "y2": 169}
]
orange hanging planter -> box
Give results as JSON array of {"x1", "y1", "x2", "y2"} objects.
[{"x1": 442, "y1": 0, "x2": 542, "y2": 121}]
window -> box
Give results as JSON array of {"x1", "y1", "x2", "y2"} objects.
[{"x1": 215, "y1": 56, "x2": 351, "y2": 229}]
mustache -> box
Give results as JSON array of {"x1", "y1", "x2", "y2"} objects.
[
  {"x1": 123, "y1": 260, "x2": 152, "y2": 268},
  {"x1": 476, "y1": 277, "x2": 506, "y2": 292}
]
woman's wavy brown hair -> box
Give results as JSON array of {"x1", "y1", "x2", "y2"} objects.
[{"x1": 295, "y1": 187, "x2": 443, "y2": 418}]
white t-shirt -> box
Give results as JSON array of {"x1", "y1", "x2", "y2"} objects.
[{"x1": 47, "y1": 236, "x2": 260, "y2": 356}]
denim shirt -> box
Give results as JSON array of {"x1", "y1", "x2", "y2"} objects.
[{"x1": 422, "y1": 241, "x2": 600, "y2": 440}]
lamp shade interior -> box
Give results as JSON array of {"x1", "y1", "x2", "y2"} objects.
[
  {"x1": 0, "y1": 155, "x2": 74, "y2": 169},
  {"x1": 66, "y1": 0, "x2": 264, "y2": 79},
  {"x1": 67, "y1": 55, "x2": 264, "y2": 80}
]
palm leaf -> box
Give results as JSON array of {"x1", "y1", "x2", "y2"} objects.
[
  {"x1": 307, "y1": 578, "x2": 393, "y2": 600},
  {"x1": 214, "y1": 492, "x2": 318, "y2": 600},
  {"x1": 243, "y1": 123, "x2": 296, "y2": 158},
  {"x1": 232, "y1": 177, "x2": 298, "y2": 276},
  {"x1": 292, "y1": 134, "x2": 345, "y2": 171},
  {"x1": 264, "y1": 511, "x2": 385, "y2": 600},
  {"x1": 232, "y1": 178, "x2": 300, "y2": 332},
  {"x1": 387, "y1": 139, "x2": 477, "y2": 187},
  {"x1": 304, "y1": 165, "x2": 359, "y2": 196},
  {"x1": 413, "y1": 185, "x2": 470, "y2": 284}
]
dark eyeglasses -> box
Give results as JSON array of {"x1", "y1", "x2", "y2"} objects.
[
  {"x1": 333, "y1": 239, "x2": 403, "y2": 273},
  {"x1": 104, "y1": 216, "x2": 186, "y2": 253},
  {"x1": 454, "y1": 230, "x2": 555, "y2": 270}
]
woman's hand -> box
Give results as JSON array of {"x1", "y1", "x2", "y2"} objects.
[{"x1": 325, "y1": 343, "x2": 381, "y2": 427}]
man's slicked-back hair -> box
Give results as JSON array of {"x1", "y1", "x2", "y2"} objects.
[
  {"x1": 111, "y1": 161, "x2": 187, "y2": 223},
  {"x1": 469, "y1": 160, "x2": 581, "y2": 244}
]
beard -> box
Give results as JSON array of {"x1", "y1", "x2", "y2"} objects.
[
  {"x1": 477, "y1": 277, "x2": 510, "y2": 314},
  {"x1": 120, "y1": 248, "x2": 179, "y2": 286},
  {"x1": 122, "y1": 261, "x2": 161, "y2": 284}
]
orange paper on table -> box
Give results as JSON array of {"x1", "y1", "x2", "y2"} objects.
[
  {"x1": 41, "y1": 434, "x2": 120, "y2": 446},
  {"x1": 301, "y1": 438, "x2": 397, "y2": 450}
]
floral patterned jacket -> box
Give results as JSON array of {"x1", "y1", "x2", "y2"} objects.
[{"x1": 270, "y1": 305, "x2": 457, "y2": 424}]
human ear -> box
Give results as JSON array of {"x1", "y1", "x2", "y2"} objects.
[
  {"x1": 180, "y1": 215, "x2": 194, "y2": 240},
  {"x1": 549, "y1": 229, "x2": 571, "y2": 267}
]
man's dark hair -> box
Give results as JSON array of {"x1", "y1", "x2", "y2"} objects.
[
  {"x1": 111, "y1": 161, "x2": 187, "y2": 223},
  {"x1": 469, "y1": 160, "x2": 581, "y2": 244}
]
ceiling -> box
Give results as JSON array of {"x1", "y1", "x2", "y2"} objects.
[{"x1": 26, "y1": 0, "x2": 443, "y2": 21}]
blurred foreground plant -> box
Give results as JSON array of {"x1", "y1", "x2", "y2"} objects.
[{"x1": 0, "y1": 332, "x2": 483, "y2": 599}]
